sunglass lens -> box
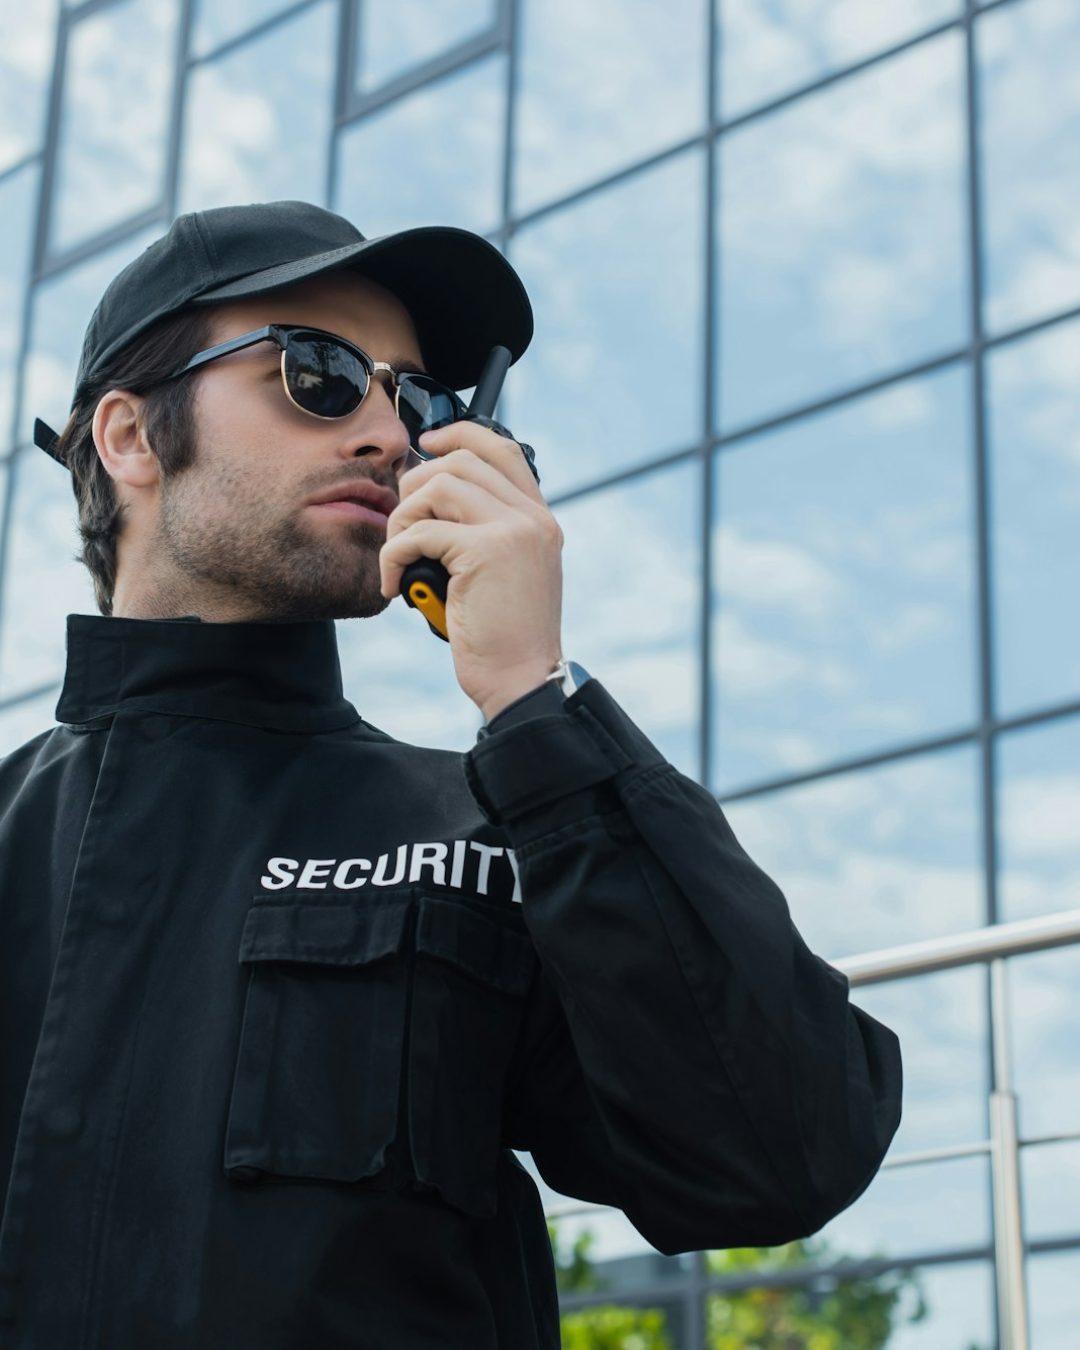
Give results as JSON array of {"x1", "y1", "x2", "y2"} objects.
[
  {"x1": 284, "y1": 334, "x2": 367, "y2": 417},
  {"x1": 397, "y1": 375, "x2": 464, "y2": 453}
]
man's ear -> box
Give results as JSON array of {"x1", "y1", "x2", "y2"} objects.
[{"x1": 92, "y1": 390, "x2": 160, "y2": 489}]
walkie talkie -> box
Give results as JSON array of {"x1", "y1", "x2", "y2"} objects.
[{"x1": 400, "y1": 345, "x2": 539, "y2": 642}]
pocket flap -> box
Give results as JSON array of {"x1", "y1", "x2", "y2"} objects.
[
  {"x1": 414, "y1": 895, "x2": 535, "y2": 995},
  {"x1": 238, "y1": 897, "x2": 410, "y2": 966}
]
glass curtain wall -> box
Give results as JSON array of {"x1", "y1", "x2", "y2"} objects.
[{"x1": 2, "y1": 0, "x2": 1079, "y2": 1344}]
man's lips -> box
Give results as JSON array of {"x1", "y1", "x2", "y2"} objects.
[
  {"x1": 309, "y1": 500, "x2": 390, "y2": 528},
  {"x1": 307, "y1": 480, "x2": 397, "y2": 529}
]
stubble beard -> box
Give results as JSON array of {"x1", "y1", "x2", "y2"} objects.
[{"x1": 153, "y1": 464, "x2": 395, "y2": 624}]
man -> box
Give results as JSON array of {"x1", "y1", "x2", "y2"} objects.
[{"x1": 0, "y1": 200, "x2": 902, "y2": 1349}]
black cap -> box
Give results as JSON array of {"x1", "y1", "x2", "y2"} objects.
[{"x1": 33, "y1": 199, "x2": 534, "y2": 468}]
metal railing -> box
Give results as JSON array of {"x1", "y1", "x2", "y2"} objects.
[{"x1": 545, "y1": 907, "x2": 1080, "y2": 1350}]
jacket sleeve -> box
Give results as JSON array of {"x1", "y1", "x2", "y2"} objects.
[{"x1": 463, "y1": 677, "x2": 903, "y2": 1256}]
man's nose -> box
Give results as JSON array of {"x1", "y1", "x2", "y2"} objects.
[{"x1": 347, "y1": 373, "x2": 412, "y2": 472}]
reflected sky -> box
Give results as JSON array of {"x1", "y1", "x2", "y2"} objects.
[
  {"x1": 178, "y1": 1, "x2": 335, "y2": 214},
  {"x1": 718, "y1": 30, "x2": 968, "y2": 433},
  {"x1": 1007, "y1": 945, "x2": 1080, "y2": 1143},
  {"x1": 0, "y1": 685, "x2": 60, "y2": 759},
  {"x1": 718, "y1": 0, "x2": 961, "y2": 120},
  {"x1": 848, "y1": 966, "x2": 987, "y2": 1155},
  {"x1": 1028, "y1": 1250, "x2": 1080, "y2": 1348},
  {"x1": 1021, "y1": 1140, "x2": 1080, "y2": 1246},
  {"x1": 711, "y1": 365, "x2": 975, "y2": 792},
  {"x1": 356, "y1": 0, "x2": 496, "y2": 91},
  {"x1": 986, "y1": 317, "x2": 1080, "y2": 719},
  {"x1": 977, "y1": 0, "x2": 1080, "y2": 335},
  {"x1": 0, "y1": 164, "x2": 39, "y2": 451},
  {"x1": 0, "y1": 447, "x2": 98, "y2": 701},
  {"x1": 190, "y1": 0, "x2": 298, "y2": 59},
  {"x1": 512, "y1": 0, "x2": 707, "y2": 217},
  {"x1": 553, "y1": 459, "x2": 701, "y2": 780},
  {"x1": 721, "y1": 746, "x2": 982, "y2": 962},
  {"x1": 875, "y1": 1260, "x2": 993, "y2": 1350},
  {"x1": 507, "y1": 147, "x2": 705, "y2": 499},
  {"x1": 0, "y1": 0, "x2": 58, "y2": 172},
  {"x1": 49, "y1": 0, "x2": 178, "y2": 256},
  {"x1": 336, "y1": 53, "x2": 506, "y2": 239},
  {"x1": 997, "y1": 715, "x2": 1080, "y2": 925},
  {"x1": 815, "y1": 1154, "x2": 990, "y2": 1262},
  {"x1": 334, "y1": 596, "x2": 480, "y2": 753}
]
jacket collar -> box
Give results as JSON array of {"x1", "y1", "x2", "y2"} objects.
[{"x1": 56, "y1": 613, "x2": 361, "y2": 734}]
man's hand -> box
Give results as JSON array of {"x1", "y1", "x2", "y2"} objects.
[{"x1": 379, "y1": 420, "x2": 564, "y2": 724}]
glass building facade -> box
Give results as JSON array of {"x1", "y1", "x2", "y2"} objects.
[{"x1": 1, "y1": 0, "x2": 1079, "y2": 1344}]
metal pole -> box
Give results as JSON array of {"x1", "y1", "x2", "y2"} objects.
[{"x1": 989, "y1": 958, "x2": 1030, "y2": 1350}]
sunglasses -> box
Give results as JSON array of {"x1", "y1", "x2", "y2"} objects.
[{"x1": 165, "y1": 323, "x2": 468, "y2": 460}]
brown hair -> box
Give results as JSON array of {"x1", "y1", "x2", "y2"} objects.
[{"x1": 55, "y1": 306, "x2": 214, "y2": 616}]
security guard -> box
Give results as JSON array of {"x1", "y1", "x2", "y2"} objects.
[{"x1": 0, "y1": 201, "x2": 902, "y2": 1348}]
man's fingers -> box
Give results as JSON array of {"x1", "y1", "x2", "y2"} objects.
[
  {"x1": 415, "y1": 421, "x2": 544, "y2": 502},
  {"x1": 387, "y1": 472, "x2": 505, "y2": 536}
]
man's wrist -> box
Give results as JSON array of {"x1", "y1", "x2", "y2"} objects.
[{"x1": 477, "y1": 661, "x2": 560, "y2": 725}]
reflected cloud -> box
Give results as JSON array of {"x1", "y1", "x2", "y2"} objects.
[
  {"x1": 719, "y1": 0, "x2": 960, "y2": 119},
  {"x1": 178, "y1": 2, "x2": 334, "y2": 214},
  {"x1": 978, "y1": 0, "x2": 1080, "y2": 334},
  {"x1": 50, "y1": 0, "x2": 177, "y2": 254},
  {"x1": 719, "y1": 32, "x2": 967, "y2": 431},
  {"x1": 0, "y1": 0, "x2": 58, "y2": 171},
  {"x1": 513, "y1": 0, "x2": 707, "y2": 216}
]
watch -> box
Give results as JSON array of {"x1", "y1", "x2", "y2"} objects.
[{"x1": 543, "y1": 658, "x2": 592, "y2": 700}]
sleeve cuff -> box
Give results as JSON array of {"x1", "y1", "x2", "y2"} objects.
[
  {"x1": 464, "y1": 677, "x2": 668, "y2": 828},
  {"x1": 477, "y1": 679, "x2": 565, "y2": 738}
]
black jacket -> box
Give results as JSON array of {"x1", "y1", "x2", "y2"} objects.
[{"x1": 0, "y1": 613, "x2": 901, "y2": 1349}]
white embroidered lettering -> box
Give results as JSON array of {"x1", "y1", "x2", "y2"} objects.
[
  {"x1": 372, "y1": 844, "x2": 407, "y2": 886},
  {"x1": 409, "y1": 842, "x2": 448, "y2": 886},
  {"x1": 334, "y1": 858, "x2": 371, "y2": 889},
  {"x1": 297, "y1": 859, "x2": 336, "y2": 888},
  {"x1": 261, "y1": 857, "x2": 299, "y2": 890}
]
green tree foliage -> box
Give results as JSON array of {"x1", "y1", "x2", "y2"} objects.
[{"x1": 548, "y1": 1220, "x2": 932, "y2": 1350}]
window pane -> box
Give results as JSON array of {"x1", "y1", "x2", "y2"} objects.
[
  {"x1": 554, "y1": 461, "x2": 701, "y2": 781},
  {"x1": 178, "y1": 1, "x2": 335, "y2": 213},
  {"x1": 1029, "y1": 1249, "x2": 1080, "y2": 1348},
  {"x1": 508, "y1": 149, "x2": 704, "y2": 499},
  {"x1": 19, "y1": 226, "x2": 161, "y2": 448},
  {"x1": 841, "y1": 968, "x2": 986, "y2": 1154},
  {"x1": 0, "y1": 163, "x2": 39, "y2": 452},
  {"x1": 817, "y1": 1155, "x2": 991, "y2": 1263},
  {"x1": 707, "y1": 1258, "x2": 993, "y2": 1350},
  {"x1": 336, "y1": 53, "x2": 506, "y2": 239},
  {"x1": 0, "y1": 685, "x2": 59, "y2": 758},
  {"x1": 710, "y1": 367, "x2": 975, "y2": 792},
  {"x1": 717, "y1": 32, "x2": 967, "y2": 432},
  {"x1": 0, "y1": 447, "x2": 97, "y2": 700},
  {"x1": 986, "y1": 318, "x2": 1080, "y2": 719},
  {"x1": 977, "y1": 0, "x2": 1080, "y2": 334},
  {"x1": 721, "y1": 747, "x2": 983, "y2": 963},
  {"x1": 997, "y1": 717, "x2": 1080, "y2": 925},
  {"x1": 50, "y1": 0, "x2": 178, "y2": 254},
  {"x1": 1007, "y1": 945, "x2": 1080, "y2": 1143},
  {"x1": 334, "y1": 602, "x2": 481, "y2": 753},
  {"x1": 0, "y1": 0, "x2": 59, "y2": 171},
  {"x1": 190, "y1": 0, "x2": 297, "y2": 58},
  {"x1": 512, "y1": 0, "x2": 707, "y2": 216},
  {"x1": 718, "y1": 0, "x2": 960, "y2": 120},
  {"x1": 1022, "y1": 1140, "x2": 1080, "y2": 1245},
  {"x1": 355, "y1": 0, "x2": 497, "y2": 91}
]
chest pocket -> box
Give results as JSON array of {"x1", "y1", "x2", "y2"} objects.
[{"x1": 222, "y1": 888, "x2": 536, "y2": 1219}]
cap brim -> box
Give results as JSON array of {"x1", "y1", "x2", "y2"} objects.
[{"x1": 193, "y1": 226, "x2": 533, "y2": 392}]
